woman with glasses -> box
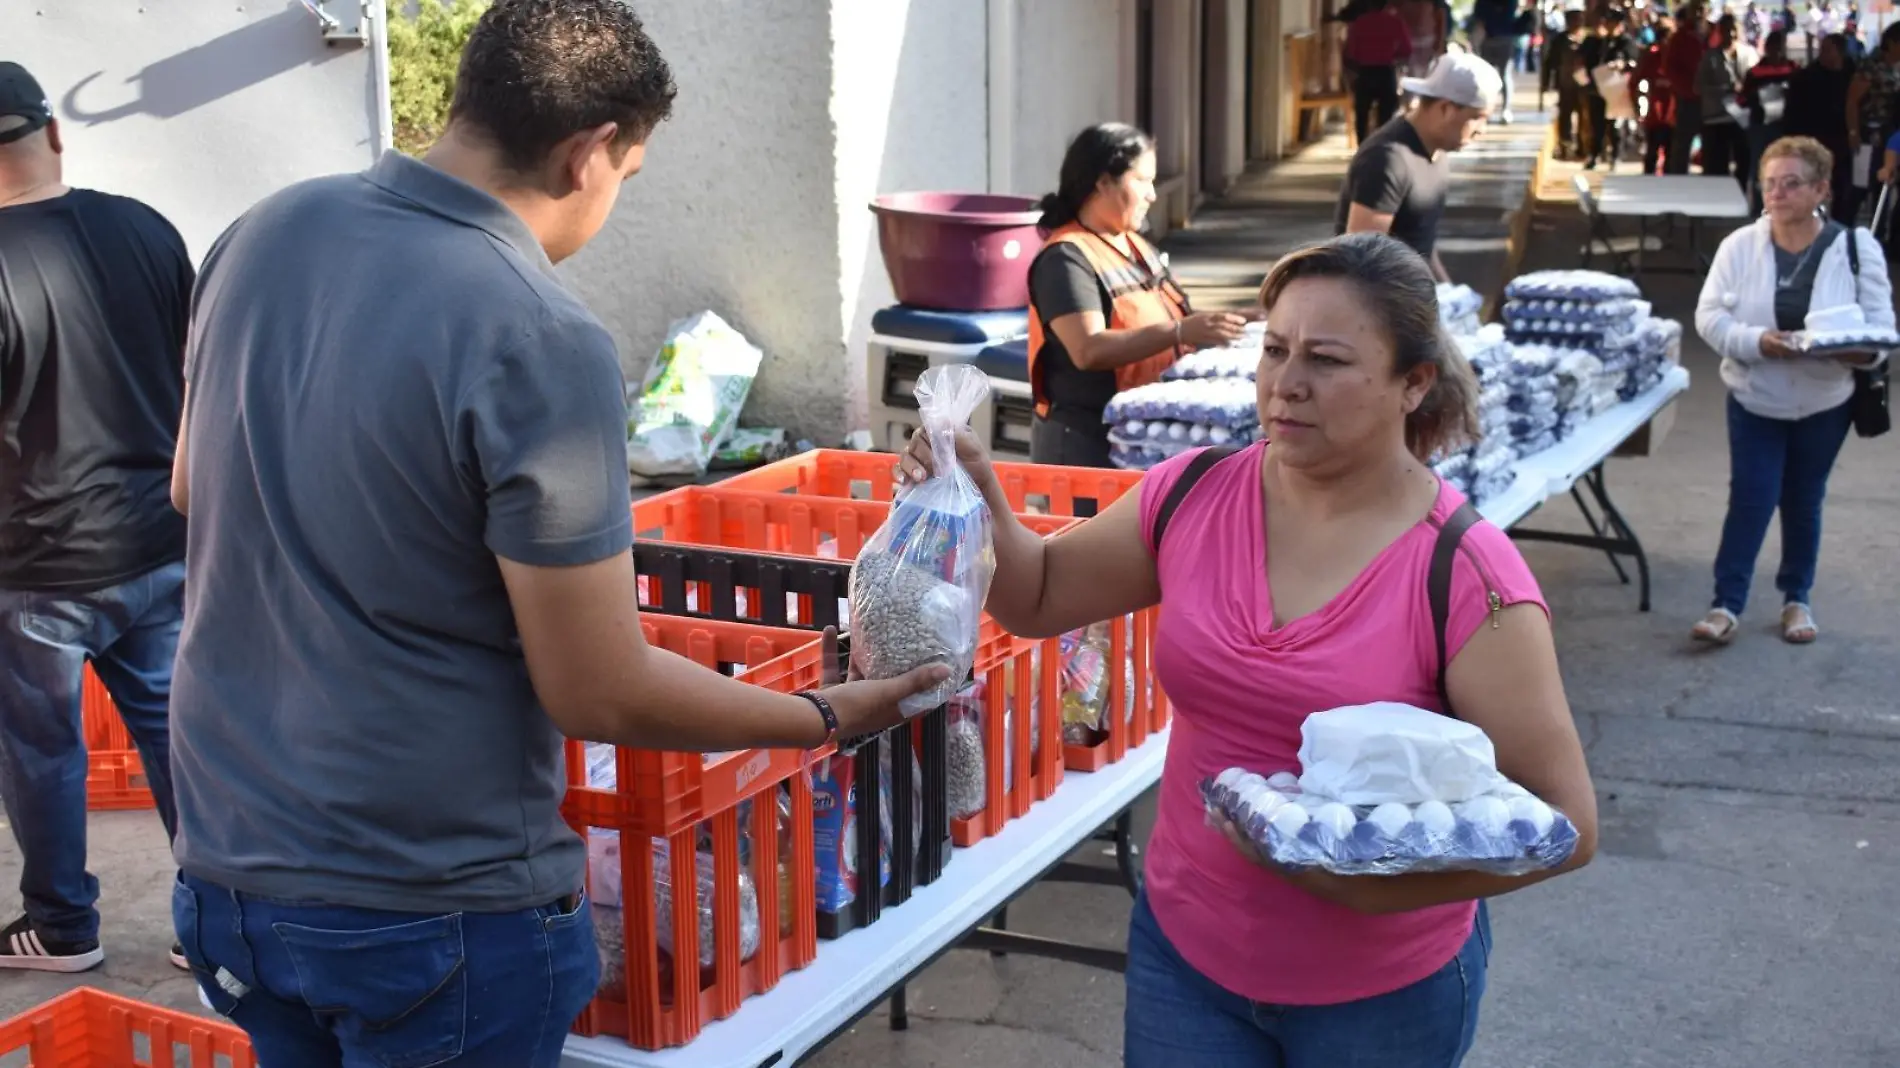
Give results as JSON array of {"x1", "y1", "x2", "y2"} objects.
[
  {"x1": 1026, "y1": 123, "x2": 1249, "y2": 468},
  {"x1": 1692, "y1": 136, "x2": 1892, "y2": 645}
]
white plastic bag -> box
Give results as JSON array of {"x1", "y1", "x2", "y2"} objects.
[
  {"x1": 1296, "y1": 702, "x2": 1509, "y2": 805},
  {"x1": 848, "y1": 364, "x2": 995, "y2": 717},
  {"x1": 626, "y1": 310, "x2": 763, "y2": 482}
]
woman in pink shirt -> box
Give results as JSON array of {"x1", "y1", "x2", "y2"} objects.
[{"x1": 896, "y1": 232, "x2": 1598, "y2": 1066}]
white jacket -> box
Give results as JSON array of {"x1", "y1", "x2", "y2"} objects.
[{"x1": 1695, "y1": 217, "x2": 1893, "y2": 421}]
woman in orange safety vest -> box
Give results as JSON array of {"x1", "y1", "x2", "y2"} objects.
[{"x1": 1027, "y1": 123, "x2": 1249, "y2": 468}]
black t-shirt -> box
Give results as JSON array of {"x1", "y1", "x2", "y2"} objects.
[
  {"x1": 0, "y1": 189, "x2": 193, "y2": 591},
  {"x1": 1029, "y1": 242, "x2": 1120, "y2": 421},
  {"x1": 1333, "y1": 116, "x2": 1450, "y2": 260}
]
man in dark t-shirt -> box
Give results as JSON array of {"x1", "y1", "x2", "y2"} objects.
[
  {"x1": 0, "y1": 62, "x2": 193, "y2": 974},
  {"x1": 1335, "y1": 51, "x2": 1503, "y2": 279}
]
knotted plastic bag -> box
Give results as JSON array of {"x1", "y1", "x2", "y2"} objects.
[
  {"x1": 849, "y1": 364, "x2": 996, "y2": 717},
  {"x1": 1295, "y1": 702, "x2": 1509, "y2": 806}
]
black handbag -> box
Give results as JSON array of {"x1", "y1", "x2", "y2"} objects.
[
  {"x1": 1850, "y1": 363, "x2": 1891, "y2": 438},
  {"x1": 1839, "y1": 227, "x2": 1892, "y2": 438}
]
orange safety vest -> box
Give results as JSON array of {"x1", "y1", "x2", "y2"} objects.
[{"x1": 1026, "y1": 224, "x2": 1191, "y2": 418}]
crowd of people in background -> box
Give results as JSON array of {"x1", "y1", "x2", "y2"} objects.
[{"x1": 1526, "y1": 0, "x2": 1900, "y2": 241}]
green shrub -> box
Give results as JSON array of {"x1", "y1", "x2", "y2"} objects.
[{"x1": 386, "y1": 0, "x2": 489, "y2": 156}]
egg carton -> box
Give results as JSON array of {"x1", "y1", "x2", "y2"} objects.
[
  {"x1": 1471, "y1": 466, "x2": 1520, "y2": 505},
  {"x1": 1507, "y1": 386, "x2": 1559, "y2": 414},
  {"x1": 1110, "y1": 443, "x2": 1173, "y2": 471},
  {"x1": 1202, "y1": 770, "x2": 1580, "y2": 877},
  {"x1": 1161, "y1": 349, "x2": 1259, "y2": 381},
  {"x1": 1437, "y1": 282, "x2": 1484, "y2": 325},
  {"x1": 1471, "y1": 440, "x2": 1517, "y2": 479},
  {"x1": 1104, "y1": 378, "x2": 1261, "y2": 429},
  {"x1": 1112, "y1": 419, "x2": 1259, "y2": 449},
  {"x1": 1504, "y1": 269, "x2": 1642, "y2": 303},
  {"x1": 1501, "y1": 297, "x2": 1641, "y2": 326},
  {"x1": 1791, "y1": 327, "x2": 1900, "y2": 354}
]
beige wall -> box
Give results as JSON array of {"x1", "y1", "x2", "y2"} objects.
[
  {"x1": 832, "y1": 0, "x2": 991, "y2": 426},
  {"x1": 1000, "y1": 0, "x2": 1135, "y2": 198}
]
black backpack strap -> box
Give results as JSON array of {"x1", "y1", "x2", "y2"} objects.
[
  {"x1": 1430, "y1": 500, "x2": 1484, "y2": 718},
  {"x1": 1847, "y1": 222, "x2": 1861, "y2": 277},
  {"x1": 1149, "y1": 446, "x2": 1239, "y2": 551}
]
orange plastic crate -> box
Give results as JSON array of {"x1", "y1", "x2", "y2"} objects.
[
  {"x1": 566, "y1": 710, "x2": 820, "y2": 1049},
  {"x1": 0, "y1": 986, "x2": 255, "y2": 1067},
  {"x1": 713, "y1": 447, "x2": 1144, "y2": 517},
  {"x1": 949, "y1": 628, "x2": 1065, "y2": 846},
  {"x1": 704, "y1": 453, "x2": 1171, "y2": 770},
  {"x1": 82, "y1": 668, "x2": 157, "y2": 812},
  {"x1": 562, "y1": 616, "x2": 833, "y2": 840}
]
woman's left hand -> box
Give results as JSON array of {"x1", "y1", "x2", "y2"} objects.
[{"x1": 1209, "y1": 810, "x2": 1383, "y2": 912}]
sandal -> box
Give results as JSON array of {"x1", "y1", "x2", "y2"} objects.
[
  {"x1": 1690, "y1": 608, "x2": 1739, "y2": 645},
  {"x1": 1781, "y1": 603, "x2": 1818, "y2": 644}
]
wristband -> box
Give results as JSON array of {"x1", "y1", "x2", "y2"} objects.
[{"x1": 796, "y1": 691, "x2": 839, "y2": 747}]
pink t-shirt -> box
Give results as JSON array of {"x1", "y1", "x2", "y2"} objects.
[{"x1": 1137, "y1": 443, "x2": 1546, "y2": 1006}]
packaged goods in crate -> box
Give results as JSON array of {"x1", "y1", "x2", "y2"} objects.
[
  {"x1": 585, "y1": 743, "x2": 770, "y2": 997},
  {"x1": 1201, "y1": 703, "x2": 1580, "y2": 876},
  {"x1": 572, "y1": 738, "x2": 820, "y2": 1050},
  {"x1": 811, "y1": 748, "x2": 893, "y2": 913},
  {"x1": 849, "y1": 364, "x2": 996, "y2": 716},
  {"x1": 812, "y1": 721, "x2": 945, "y2": 940}
]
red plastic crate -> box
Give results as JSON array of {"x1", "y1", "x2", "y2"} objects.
[
  {"x1": 0, "y1": 986, "x2": 255, "y2": 1067},
  {"x1": 82, "y1": 668, "x2": 156, "y2": 812},
  {"x1": 562, "y1": 616, "x2": 834, "y2": 840},
  {"x1": 949, "y1": 628, "x2": 1065, "y2": 846},
  {"x1": 565, "y1": 687, "x2": 821, "y2": 1048}
]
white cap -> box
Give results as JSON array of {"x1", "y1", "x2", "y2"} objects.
[{"x1": 1401, "y1": 52, "x2": 1505, "y2": 112}]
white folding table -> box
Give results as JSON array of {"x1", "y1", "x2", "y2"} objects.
[{"x1": 1594, "y1": 175, "x2": 1752, "y2": 279}]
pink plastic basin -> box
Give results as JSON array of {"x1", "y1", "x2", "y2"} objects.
[{"x1": 870, "y1": 192, "x2": 1043, "y2": 312}]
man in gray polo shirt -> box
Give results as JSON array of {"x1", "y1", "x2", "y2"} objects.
[{"x1": 167, "y1": 2, "x2": 944, "y2": 1064}]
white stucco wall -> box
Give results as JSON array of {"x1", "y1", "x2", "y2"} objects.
[
  {"x1": 10, "y1": 0, "x2": 385, "y2": 263},
  {"x1": 1004, "y1": 0, "x2": 1134, "y2": 198},
  {"x1": 831, "y1": 0, "x2": 989, "y2": 429},
  {"x1": 556, "y1": 1, "x2": 845, "y2": 435}
]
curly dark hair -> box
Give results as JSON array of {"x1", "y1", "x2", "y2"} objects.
[{"x1": 449, "y1": 0, "x2": 677, "y2": 174}]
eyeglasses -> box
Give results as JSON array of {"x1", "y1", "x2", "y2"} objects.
[{"x1": 1761, "y1": 177, "x2": 1815, "y2": 194}]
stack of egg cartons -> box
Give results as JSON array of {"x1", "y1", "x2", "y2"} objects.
[
  {"x1": 1437, "y1": 283, "x2": 1484, "y2": 336},
  {"x1": 1612, "y1": 317, "x2": 1681, "y2": 401},
  {"x1": 1107, "y1": 377, "x2": 1262, "y2": 470},
  {"x1": 1549, "y1": 346, "x2": 1608, "y2": 441},
  {"x1": 1453, "y1": 325, "x2": 1522, "y2": 505},
  {"x1": 1107, "y1": 324, "x2": 1264, "y2": 470},
  {"x1": 1500, "y1": 271, "x2": 1645, "y2": 352}
]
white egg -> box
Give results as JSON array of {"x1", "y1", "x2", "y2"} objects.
[
  {"x1": 1507, "y1": 795, "x2": 1555, "y2": 836},
  {"x1": 1215, "y1": 768, "x2": 1247, "y2": 791},
  {"x1": 1295, "y1": 790, "x2": 1331, "y2": 810},
  {"x1": 1269, "y1": 803, "x2": 1310, "y2": 837},
  {"x1": 1456, "y1": 796, "x2": 1512, "y2": 836},
  {"x1": 1367, "y1": 802, "x2": 1414, "y2": 838},
  {"x1": 1312, "y1": 802, "x2": 1357, "y2": 840},
  {"x1": 1251, "y1": 789, "x2": 1290, "y2": 820},
  {"x1": 1266, "y1": 770, "x2": 1300, "y2": 791},
  {"x1": 1414, "y1": 800, "x2": 1457, "y2": 837},
  {"x1": 1492, "y1": 781, "x2": 1531, "y2": 800}
]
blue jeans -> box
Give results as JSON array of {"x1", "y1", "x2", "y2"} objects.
[
  {"x1": 1713, "y1": 396, "x2": 1853, "y2": 615},
  {"x1": 1123, "y1": 890, "x2": 1489, "y2": 1067},
  {"x1": 173, "y1": 872, "x2": 599, "y2": 1068},
  {"x1": 0, "y1": 560, "x2": 183, "y2": 942}
]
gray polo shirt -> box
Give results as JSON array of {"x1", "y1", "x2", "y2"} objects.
[{"x1": 171, "y1": 152, "x2": 634, "y2": 912}]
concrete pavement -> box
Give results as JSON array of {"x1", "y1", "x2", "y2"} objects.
[{"x1": 5, "y1": 98, "x2": 1898, "y2": 1068}]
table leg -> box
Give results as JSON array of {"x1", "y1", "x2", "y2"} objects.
[
  {"x1": 1507, "y1": 462, "x2": 1653, "y2": 612},
  {"x1": 1569, "y1": 485, "x2": 1630, "y2": 585},
  {"x1": 889, "y1": 984, "x2": 909, "y2": 1032},
  {"x1": 1584, "y1": 464, "x2": 1652, "y2": 611},
  {"x1": 1113, "y1": 811, "x2": 1140, "y2": 898},
  {"x1": 989, "y1": 907, "x2": 1009, "y2": 958}
]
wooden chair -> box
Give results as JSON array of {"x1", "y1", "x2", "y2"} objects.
[{"x1": 1287, "y1": 30, "x2": 1355, "y2": 149}]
